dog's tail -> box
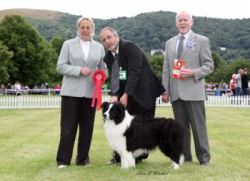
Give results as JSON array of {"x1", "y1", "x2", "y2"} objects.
[{"x1": 179, "y1": 154, "x2": 184, "y2": 165}]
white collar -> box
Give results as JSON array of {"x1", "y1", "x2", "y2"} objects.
[{"x1": 178, "y1": 30, "x2": 192, "y2": 40}]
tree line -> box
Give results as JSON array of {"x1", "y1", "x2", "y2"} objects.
[
  {"x1": 0, "y1": 14, "x2": 250, "y2": 88},
  {"x1": 24, "y1": 10, "x2": 250, "y2": 62}
]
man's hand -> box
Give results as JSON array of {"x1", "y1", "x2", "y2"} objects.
[
  {"x1": 120, "y1": 93, "x2": 128, "y2": 107},
  {"x1": 80, "y1": 67, "x2": 92, "y2": 76},
  {"x1": 161, "y1": 94, "x2": 170, "y2": 103},
  {"x1": 110, "y1": 96, "x2": 119, "y2": 103},
  {"x1": 179, "y1": 69, "x2": 194, "y2": 78}
]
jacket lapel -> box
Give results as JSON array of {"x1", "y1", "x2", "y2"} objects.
[
  {"x1": 173, "y1": 36, "x2": 179, "y2": 59},
  {"x1": 85, "y1": 40, "x2": 95, "y2": 65},
  {"x1": 181, "y1": 32, "x2": 197, "y2": 59},
  {"x1": 74, "y1": 37, "x2": 87, "y2": 64}
]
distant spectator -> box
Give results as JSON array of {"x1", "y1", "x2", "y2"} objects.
[
  {"x1": 14, "y1": 82, "x2": 21, "y2": 96},
  {"x1": 220, "y1": 82, "x2": 227, "y2": 90},
  {"x1": 0, "y1": 83, "x2": 5, "y2": 95},
  {"x1": 7, "y1": 83, "x2": 12, "y2": 89},
  {"x1": 32, "y1": 85, "x2": 38, "y2": 89},
  {"x1": 22, "y1": 85, "x2": 30, "y2": 95},
  {"x1": 44, "y1": 82, "x2": 49, "y2": 89},
  {"x1": 248, "y1": 80, "x2": 250, "y2": 95},
  {"x1": 32, "y1": 85, "x2": 39, "y2": 94},
  {"x1": 206, "y1": 82, "x2": 212, "y2": 90},
  {"x1": 241, "y1": 68, "x2": 249, "y2": 96},
  {"x1": 54, "y1": 84, "x2": 61, "y2": 95},
  {"x1": 212, "y1": 83, "x2": 218, "y2": 90},
  {"x1": 40, "y1": 83, "x2": 48, "y2": 95},
  {"x1": 24, "y1": 85, "x2": 29, "y2": 90},
  {"x1": 235, "y1": 69, "x2": 243, "y2": 96},
  {"x1": 230, "y1": 74, "x2": 237, "y2": 96}
]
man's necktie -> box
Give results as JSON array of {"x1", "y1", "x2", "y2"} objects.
[
  {"x1": 177, "y1": 35, "x2": 185, "y2": 60},
  {"x1": 110, "y1": 53, "x2": 119, "y2": 93}
]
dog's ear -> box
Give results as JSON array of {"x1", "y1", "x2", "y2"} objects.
[
  {"x1": 118, "y1": 103, "x2": 126, "y2": 112},
  {"x1": 112, "y1": 103, "x2": 126, "y2": 124},
  {"x1": 101, "y1": 102, "x2": 109, "y2": 109}
]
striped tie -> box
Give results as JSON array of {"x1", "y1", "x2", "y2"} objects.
[
  {"x1": 110, "y1": 53, "x2": 120, "y2": 93},
  {"x1": 177, "y1": 35, "x2": 185, "y2": 60}
]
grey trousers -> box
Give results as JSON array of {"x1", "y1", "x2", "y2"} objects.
[{"x1": 172, "y1": 99, "x2": 210, "y2": 163}]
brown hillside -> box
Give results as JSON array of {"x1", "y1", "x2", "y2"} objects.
[{"x1": 0, "y1": 8, "x2": 65, "y2": 20}]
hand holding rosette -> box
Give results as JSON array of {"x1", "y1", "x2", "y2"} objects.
[
  {"x1": 173, "y1": 59, "x2": 185, "y2": 80},
  {"x1": 91, "y1": 70, "x2": 107, "y2": 110}
]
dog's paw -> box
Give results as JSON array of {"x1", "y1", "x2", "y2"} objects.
[
  {"x1": 121, "y1": 163, "x2": 130, "y2": 169},
  {"x1": 179, "y1": 154, "x2": 184, "y2": 165},
  {"x1": 173, "y1": 165, "x2": 180, "y2": 169},
  {"x1": 121, "y1": 161, "x2": 135, "y2": 169},
  {"x1": 121, "y1": 165, "x2": 135, "y2": 169},
  {"x1": 171, "y1": 161, "x2": 180, "y2": 169}
]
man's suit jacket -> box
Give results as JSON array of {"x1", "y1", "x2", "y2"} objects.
[
  {"x1": 57, "y1": 37, "x2": 107, "y2": 98},
  {"x1": 104, "y1": 39, "x2": 165, "y2": 109},
  {"x1": 241, "y1": 73, "x2": 249, "y2": 89},
  {"x1": 162, "y1": 31, "x2": 214, "y2": 102}
]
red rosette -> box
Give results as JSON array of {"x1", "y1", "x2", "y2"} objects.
[
  {"x1": 92, "y1": 70, "x2": 107, "y2": 84},
  {"x1": 91, "y1": 70, "x2": 107, "y2": 110}
]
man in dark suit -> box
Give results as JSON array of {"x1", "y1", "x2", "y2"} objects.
[
  {"x1": 241, "y1": 68, "x2": 249, "y2": 96},
  {"x1": 100, "y1": 27, "x2": 165, "y2": 164},
  {"x1": 162, "y1": 11, "x2": 214, "y2": 166}
]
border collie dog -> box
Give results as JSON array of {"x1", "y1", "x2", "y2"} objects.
[{"x1": 101, "y1": 102, "x2": 185, "y2": 169}]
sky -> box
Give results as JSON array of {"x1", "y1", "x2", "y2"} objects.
[{"x1": 1, "y1": 0, "x2": 250, "y2": 20}]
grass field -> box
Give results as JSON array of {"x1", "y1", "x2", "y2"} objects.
[{"x1": 0, "y1": 107, "x2": 250, "y2": 181}]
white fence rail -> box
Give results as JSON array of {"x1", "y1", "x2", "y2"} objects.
[{"x1": 0, "y1": 95, "x2": 250, "y2": 109}]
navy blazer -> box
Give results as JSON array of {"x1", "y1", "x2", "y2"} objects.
[{"x1": 104, "y1": 39, "x2": 165, "y2": 109}]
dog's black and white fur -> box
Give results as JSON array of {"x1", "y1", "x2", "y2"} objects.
[{"x1": 101, "y1": 102, "x2": 185, "y2": 169}]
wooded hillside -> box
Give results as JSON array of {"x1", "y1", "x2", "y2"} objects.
[{"x1": 1, "y1": 8, "x2": 250, "y2": 61}]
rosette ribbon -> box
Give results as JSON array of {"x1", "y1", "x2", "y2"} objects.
[{"x1": 91, "y1": 70, "x2": 107, "y2": 110}]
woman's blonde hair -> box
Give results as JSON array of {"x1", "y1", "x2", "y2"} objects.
[{"x1": 76, "y1": 17, "x2": 95, "y2": 37}]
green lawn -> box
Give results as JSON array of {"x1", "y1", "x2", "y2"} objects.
[{"x1": 0, "y1": 107, "x2": 250, "y2": 181}]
